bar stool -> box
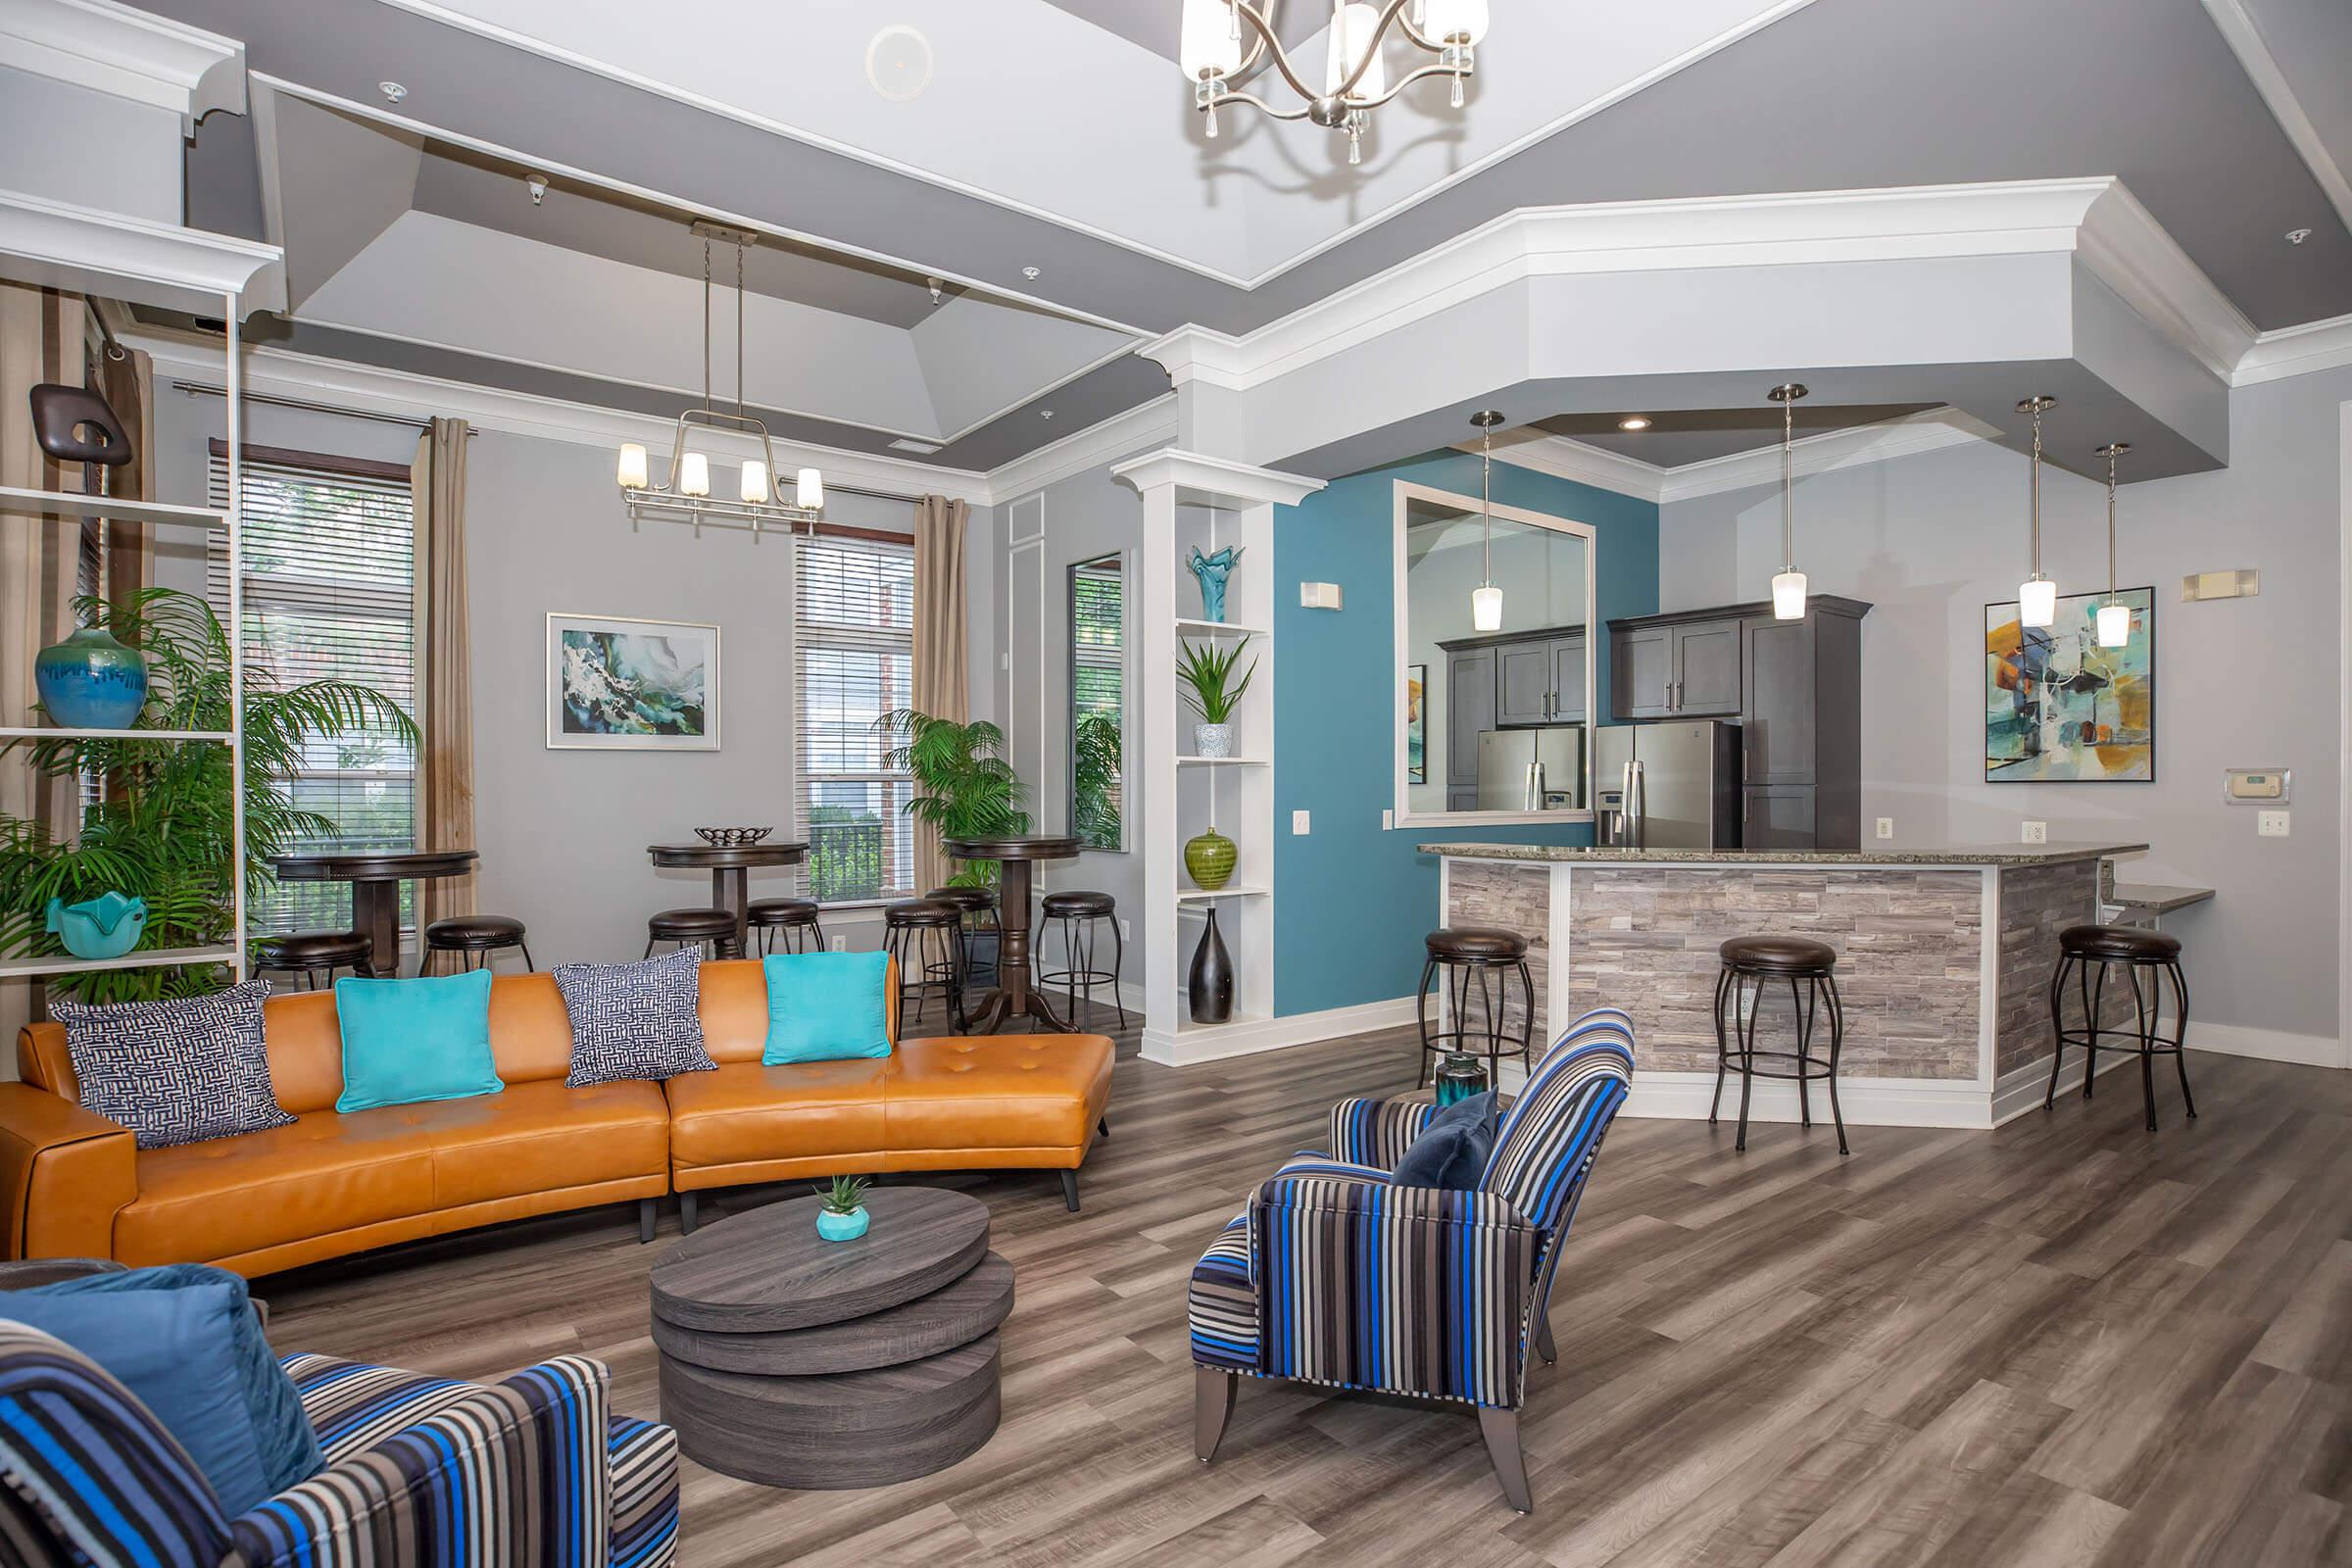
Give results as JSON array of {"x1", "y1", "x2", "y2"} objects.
[
  {"x1": 885, "y1": 899, "x2": 966, "y2": 1034},
  {"x1": 1712, "y1": 935, "x2": 1847, "y2": 1155},
  {"x1": 2044, "y1": 924, "x2": 2192, "y2": 1132},
  {"x1": 1415, "y1": 927, "x2": 1535, "y2": 1090},
  {"x1": 252, "y1": 930, "x2": 371, "y2": 990},
  {"x1": 422, "y1": 914, "x2": 533, "y2": 974},
  {"x1": 747, "y1": 897, "x2": 825, "y2": 956},
  {"x1": 645, "y1": 907, "x2": 742, "y2": 959},
  {"x1": 1038, "y1": 890, "x2": 1125, "y2": 1028},
  {"x1": 924, "y1": 885, "x2": 1000, "y2": 989}
]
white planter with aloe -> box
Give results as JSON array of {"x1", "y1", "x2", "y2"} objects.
[{"x1": 1179, "y1": 635, "x2": 1255, "y2": 759}]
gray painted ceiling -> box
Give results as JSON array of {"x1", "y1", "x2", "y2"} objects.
[
  {"x1": 1037, "y1": 0, "x2": 1328, "y2": 63},
  {"x1": 1537, "y1": 404, "x2": 1941, "y2": 469},
  {"x1": 151, "y1": 0, "x2": 2352, "y2": 472}
]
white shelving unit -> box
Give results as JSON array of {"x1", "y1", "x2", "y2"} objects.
[
  {"x1": 1111, "y1": 450, "x2": 1324, "y2": 1065},
  {"x1": 0, "y1": 195, "x2": 280, "y2": 984}
]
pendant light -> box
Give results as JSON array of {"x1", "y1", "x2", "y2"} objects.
[
  {"x1": 1767, "y1": 382, "x2": 1808, "y2": 619},
  {"x1": 1470, "y1": 410, "x2": 1504, "y2": 631},
  {"x1": 2017, "y1": 395, "x2": 2059, "y2": 628},
  {"x1": 2094, "y1": 441, "x2": 2132, "y2": 648}
]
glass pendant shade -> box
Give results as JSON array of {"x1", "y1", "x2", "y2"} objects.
[
  {"x1": 739, "y1": 459, "x2": 769, "y2": 505},
  {"x1": 1180, "y1": 0, "x2": 1243, "y2": 78},
  {"x1": 2096, "y1": 602, "x2": 2131, "y2": 648},
  {"x1": 1328, "y1": 4, "x2": 1386, "y2": 98},
  {"x1": 1423, "y1": 0, "x2": 1490, "y2": 43},
  {"x1": 679, "y1": 452, "x2": 710, "y2": 498},
  {"x1": 796, "y1": 467, "x2": 824, "y2": 510},
  {"x1": 2019, "y1": 574, "x2": 2057, "y2": 629},
  {"x1": 1771, "y1": 570, "x2": 1807, "y2": 620},
  {"x1": 616, "y1": 442, "x2": 648, "y2": 490},
  {"x1": 1471, "y1": 583, "x2": 1502, "y2": 632}
]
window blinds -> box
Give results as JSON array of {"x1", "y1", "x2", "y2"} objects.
[{"x1": 794, "y1": 532, "x2": 917, "y2": 905}]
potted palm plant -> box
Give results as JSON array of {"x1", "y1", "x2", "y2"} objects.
[
  {"x1": 1178, "y1": 635, "x2": 1255, "y2": 759},
  {"x1": 0, "y1": 588, "x2": 418, "y2": 1002},
  {"x1": 874, "y1": 710, "x2": 1031, "y2": 889}
]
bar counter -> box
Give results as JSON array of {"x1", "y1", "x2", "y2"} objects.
[{"x1": 1421, "y1": 841, "x2": 2150, "y2": 1129}]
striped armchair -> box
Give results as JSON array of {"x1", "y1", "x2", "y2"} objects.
[
  {"x1": 1188, "y1": 1007, "x2": 1633, "y2": 1513},
  {"x1": 0, "y1": 1323, "x2": 679, "y2": 1566}
]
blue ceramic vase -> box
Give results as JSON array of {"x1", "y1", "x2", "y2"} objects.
[
  {"x1": 815, "y1": 1205, "x2": 869, "y2": 1243},
  {"x1": 34, "y1": 628, "x2": 147, "y2": 729},
  {"x1": 45, "y1": 893, "x2": 147, "y2": 960},
  {"x1": 1187, "y1": 545, "x2": 1242, "y2": 624}
]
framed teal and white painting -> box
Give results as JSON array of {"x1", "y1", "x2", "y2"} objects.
[
  {"x1": 546, "y1": 612, "x2": 720, "y2": 751},
  {"x1": 1984, "y1": 586, "x2": 2152, "y2": 782}
]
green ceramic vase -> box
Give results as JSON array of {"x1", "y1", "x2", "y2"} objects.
[{"x1": 1184, "y1": 828, "x2": 1238, "y2": 891}]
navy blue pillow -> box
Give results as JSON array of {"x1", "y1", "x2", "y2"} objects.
[
  {"x1": 6, "y1": 1263, "x2": 323, "y2": 1515},
  {"x1": 1390, "y1": 1092, "x2": 1500, "y2": 1190}
]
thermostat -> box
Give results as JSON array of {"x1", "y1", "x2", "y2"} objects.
[{"x1": 2224, "y1": 768, "x2": 2289, "y2": 804}]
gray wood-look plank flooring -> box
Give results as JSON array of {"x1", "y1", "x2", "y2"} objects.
[{"x1": 254, "y1": 1012, "x2": 2352, "y2": 1566}]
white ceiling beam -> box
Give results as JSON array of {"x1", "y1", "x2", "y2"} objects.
[{"x1": 0, "y1": 0, "x2": 244, "y2": 129}]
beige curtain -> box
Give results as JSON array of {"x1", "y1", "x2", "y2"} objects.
[
  {"x1": 910, "y1": 494, "x2": 970, "y2": 895},
  {"x1": 413, "y1": 417, "x2": 476, "y2": 926},
  {"x1": 0, "y1": 284, "x2": 88, "y2": 1050},
  {"x1": 98, "y1": 342, "x2": 154, "y2": 612}
]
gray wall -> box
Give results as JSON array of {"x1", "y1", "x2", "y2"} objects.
[
  {"x1": 1657, "y1": 368, "x2": 2352, "y2": 1049},
  {"x1": 153, "y1": 387, "x2": 996, "y2": 966}
]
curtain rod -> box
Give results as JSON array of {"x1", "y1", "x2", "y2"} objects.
[{"x1": 170, "y1": 379, "x2": 938, "y2": 507}]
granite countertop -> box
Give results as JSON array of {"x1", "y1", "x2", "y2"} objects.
[
  {"x1": 1418, "y1": 841, "x2": 2150, "y2": 868},
  {"x1": 2109, "y1": 882, "x2": 2216, "y2": 913}
]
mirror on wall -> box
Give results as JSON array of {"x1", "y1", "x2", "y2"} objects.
[
  {"x1": 1069, "y1": 554, "x2": 1127, "y2": 851},
  {"x1": 1396, "y1": 483, "x2": 1595, "y2": 819}
]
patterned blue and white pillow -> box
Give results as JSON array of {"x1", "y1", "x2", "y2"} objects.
[
  {"x1": 50, "y1": 979, "x2": 294, "y2": 1150},
  {"x1": 553, "y1": 946, "x2": 716, "y2": 1087}
]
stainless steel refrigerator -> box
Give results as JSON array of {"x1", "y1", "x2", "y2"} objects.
[
  {"x1": 1593, "y1": 721, "x2": 1743, "y2": 849},
  {"x1": 1476, "y1": 726, "x2": 1586, "y2": 812}
]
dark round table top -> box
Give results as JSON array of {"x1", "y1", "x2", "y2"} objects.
[
  {"x1": 272, "y1": 849, "x2": 479, "y2": 882},
  {"x1": 944, "y1": 835, "x2": 1082, "y2": 861},
  {"x1": 648, "y1": 842, "x2": 809, "y2": 869},
  {"x1": 651, "y1": 1188, "x2": 990, "y2": 1334}
]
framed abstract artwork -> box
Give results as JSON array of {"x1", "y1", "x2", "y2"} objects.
[
  {"x1": 546, "y1": 612, "x2": 720, "y2": 751},
  {"x1": 1984, "y1": 587, "x2": 2152, "y2": 782},
  {"x1": 1406, "y1": 663, "x2": 1428, "y2": 783}
]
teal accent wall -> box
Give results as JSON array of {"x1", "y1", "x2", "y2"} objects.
[{"x1": 1272, "y1": 450, "x2": 1659, "y2": 1018}]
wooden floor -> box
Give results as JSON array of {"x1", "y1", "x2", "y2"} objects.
[{"x1": 260, "y1": 1016, "x2": 2352, "y2": 1567}]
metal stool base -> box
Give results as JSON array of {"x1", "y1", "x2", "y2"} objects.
[
  {"x1": 1038, "y1": 911, "x2": 1126, "y2": 1030},
  {"x1": 1415, "y1": 956, "x2": 1536, "y2": 1091},
  {"x1": 2044, "y1": 953, "x2": 2193, "y2": 1132},
  {"x1": 1712, "y1": 966, "x2": 1848, "y2": 1156}
]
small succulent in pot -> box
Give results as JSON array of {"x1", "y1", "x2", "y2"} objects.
[{"x1": 814, "y1": 1174, "x2": 872, "y2": 1242}]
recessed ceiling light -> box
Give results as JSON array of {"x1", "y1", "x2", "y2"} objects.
[
  {"x1": 865, "y1": 24, "x2": 933, "y2": 102},
  {"x1": 1618, "y1": 416, "x2": 1653, "y2": 431},
  {"x1": 2286, "y1": 226, "x2": 2313, "y2": 245},
  {"x1": 377, "y1": 80, "x2": 408, "y2": 104},
  {"x1": 1022, "y1": 266, "x2": 1042, "y2": 281}
]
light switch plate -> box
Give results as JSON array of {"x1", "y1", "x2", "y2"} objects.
[
  {"x1": 1875, "y1": 817, "x2": 1894, "y2": 840},
  {"x1": 2259, "y1": 809, "x2": 2290, "y2": 838},
  {"x1": 2021, "y1": 820, "x2": 2048, "y2": 844},
  {"x1": 1292, "y1": 809, "x2": 1311, "y2": 835},
  {"x1": 1382, "y1": 808, "x2": 1395, "y2": 830},
  {"x1": 828, "y1": 935, "x2": 849, "y2": 953}
]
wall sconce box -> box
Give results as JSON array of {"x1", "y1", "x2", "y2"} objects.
[
  {"x1": 1299, "y1": 581, "x2": 1344, "y2": 611},
  {"x1": 2181, "y1": 569, "x2": 2259, "y2": 602}
]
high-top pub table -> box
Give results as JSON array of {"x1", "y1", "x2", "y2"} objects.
[
  {"x1": 270, "y1": 850, "x2": 479, "y2": 978},
  {"x1": 943, "y1": 835, "x2": 1081, "y2": 1034},
  {"x1": 647, "y1": 841, "x2": 809, "y2": 956}
]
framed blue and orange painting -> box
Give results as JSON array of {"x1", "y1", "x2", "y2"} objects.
[{"x1": 1985, "y1": 587, "x2": 2152, "y2": 782}]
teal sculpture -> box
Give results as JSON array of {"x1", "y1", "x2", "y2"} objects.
[
  {"x1": 34, "y1": 627, "x2": 147, "y2": 729},
  {"x1": 45, "y1": 892, "x2": 148, "y2": 960},
  {"x1": 1187, "y1": 545, "x2": 1243, "y2": 624}
]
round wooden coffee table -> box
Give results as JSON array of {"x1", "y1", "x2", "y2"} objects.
[{"x1": 650, "y1": 1187, "x2": 1012, "y2": 1489}]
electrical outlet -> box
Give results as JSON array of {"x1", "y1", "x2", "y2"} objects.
[
  {"x1": 2021, "y1": 820, "x2": 2048, "y2": 844},
  {"x1": 1875, "y1": 817, "x2": 1894, "y2": 840},
  {"x1": 828, "y1": 935, "x2": 849, "y2": 953},
  {"x1": 2259, "y1": 809, "x2": 2290, "y2": 838},
  {"x1": 1118, "y1": 918, "x2": 1131, "y2": 941},
  {"x1": 1292, "y1": 809, "x2": 1311, "y2": 835}
]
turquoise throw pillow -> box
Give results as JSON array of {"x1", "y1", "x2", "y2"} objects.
[
  {"x1": 762, "y1": 952, "x2": 892, "y2": 1064},
  {"x1": 332, "y1": 970, "x2": 502, "y2": 1113},
  {"x1": 7, "y1": 1263, "x2": 324, "y2": 1516}
]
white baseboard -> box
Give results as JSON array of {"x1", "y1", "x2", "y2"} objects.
[
  {"x1": 1141, "y1": 996, "x2": 1419, "y2": 1066},
  {"x1": 1621, "y1": 1070, "x2": 2002, "y2": 1131},
  {"x1": 2181, "y1": 1022, "x2": 2344, "y2": 1068},
  {"x1": 1990, "y1": 1048, "x2": 2137, "y2": 1127}
]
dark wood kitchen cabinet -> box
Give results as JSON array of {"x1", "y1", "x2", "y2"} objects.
[
  {"x1": 1443, "y1": 626, "x2": 1587, "y2": 730},
  {"x1": 1610, "y1": 614, "x2": 1741, "y2": 718},
  {"x1": 1445, "y1": 646, "x2": 1495, "y2": 789}
]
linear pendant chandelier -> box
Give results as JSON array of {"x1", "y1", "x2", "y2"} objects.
[
  {"x1": 1179, "y1": 0, "x2": 1492, "y2": 164},
  {"x1": 616, "y1": 221, "x2": 825, "y2": 533},
  {"x1": 2017, "y1": 395, "x2": 2059, "y2": 628}
]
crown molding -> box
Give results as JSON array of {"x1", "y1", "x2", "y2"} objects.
[
  {"x1": 1466, "y1": 428, "x2": 1667, "y2": 503},
  {"x1": 1109, "y1": 448, "x2": 1325, "y2": 510},
  {"x1": 2232, "y1": 313, "x2": 2352, "y2": 388},
  {"x1": 2075, "y1": 179, "x2": 2257, "y2": 381},
  {"x1": 2201, "y1": 0, "x2": 2352, "y2": 238},
  {"x1": 986, "y1": 394, "x2": 1179, "y2": 503},
  {"x1": 0, "y1": 0, "x2": 245, "y2": 128},
  {"x1": 0, "y1": 186, "x2": 282, "y2": 317}
]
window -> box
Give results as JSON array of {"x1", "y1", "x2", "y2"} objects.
[
  {"x1": 1069, "y1": 556, "x2": 1124, "y2": 850},
  {"x1": 794, "y1": 532, "x2": 916, "y2": 904},
  {"x1": 207, "y1": 444, "x2": 417, "y2": 935}
]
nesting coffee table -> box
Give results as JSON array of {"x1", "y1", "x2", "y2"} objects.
[{"x1": 650, "y1": 1187, "x2": 1012, "y2": 1489}]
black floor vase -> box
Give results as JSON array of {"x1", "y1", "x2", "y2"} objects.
[{"x1": 1188, "y1": 907, "x2": 1234, "y2": 1024}]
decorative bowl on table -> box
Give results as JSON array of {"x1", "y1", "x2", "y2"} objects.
[{"x1": 693, "y1": 827, "x2": 773, "y2": 847}]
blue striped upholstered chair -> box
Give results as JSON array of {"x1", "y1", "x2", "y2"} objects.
[
  {"x1": 0, "y1": 1321, "x2": 680, "y2": 1566},
  {"x1": 1188, "y1": 1007, "x2": 1633, "y2": 1513}
]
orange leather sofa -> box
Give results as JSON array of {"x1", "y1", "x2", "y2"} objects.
[{"x1": 0, "y1": 959, "x2": 1113, "y2": 1276}]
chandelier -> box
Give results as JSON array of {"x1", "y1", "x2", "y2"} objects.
[
  {"x1": 616, "y1": 221, "x2": 825, "y2": 533},
  {"x1": 1180, "y1": 0, "x2": 1493, "y2": 164}
]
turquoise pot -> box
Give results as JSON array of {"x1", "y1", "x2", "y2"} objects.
[
  {"x1": 45, "y1": 892, "x2": 147, "y2": 960},
  {"x1": 34, "y1": 627, "x2": 147, "y2": 729},
  {"x1": 815, "y1": 1205, "x2": 869, "y2": 1243}
]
